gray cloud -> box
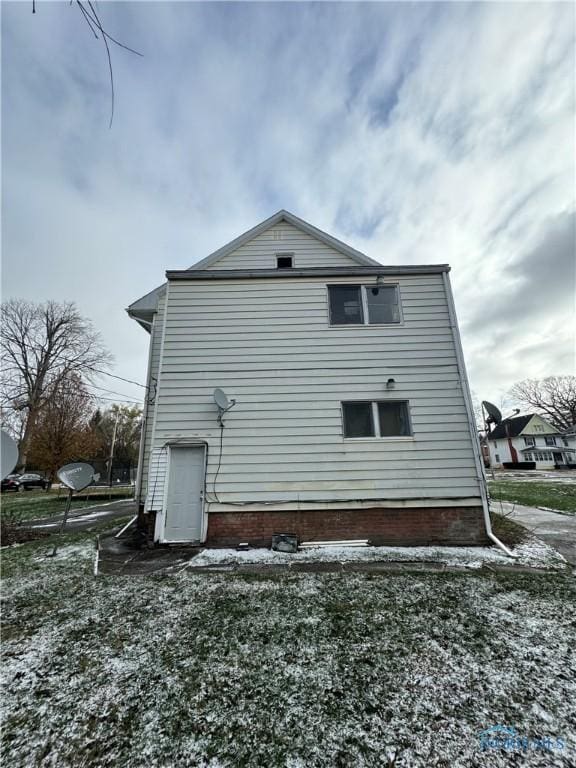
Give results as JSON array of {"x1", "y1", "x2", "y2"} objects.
[
  {"x1": 465, "y1": 210, "x2": 575, "y2": 333},
  {"x1": 2, "y1": 1, "x2": 574, "y2": 408}
]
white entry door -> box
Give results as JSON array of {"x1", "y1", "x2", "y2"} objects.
[{"x1": 162, "y1": 446, "x2": 205, "y2": 543}]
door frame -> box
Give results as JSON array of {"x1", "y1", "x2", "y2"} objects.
[{"x1": 155, "y1": 441, "x2": 208, "y2": 544}]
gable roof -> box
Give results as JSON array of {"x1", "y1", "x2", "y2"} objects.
[
  {"x1": 487, "y1": 415, "x2": 534, "y2": 440},
  {"x1": 190, "y1": 210, "x2": 380, "y2": 270},
  {"x1": 127, "y1": 210, "x2": 380, "y2": 325}
]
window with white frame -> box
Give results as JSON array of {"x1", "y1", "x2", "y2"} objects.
[
  {"x1": 495, "y1": 453, "x2": 500, "y2": 462},
  {"x1": 342, "y1": 400, "x2": 411, "y2": 438},
  {"x1": 545, "y1": 436, "x2": 557, "y2": 446},
  {"x1": 524, "y1": 436, "x2": 535, "y2": 446},
  {"x1": 328, "y1": 284, "x2": 401, "y2": 325},
  {"x1": 525, "y1": 453, "x2": 533, "y2": 461}
]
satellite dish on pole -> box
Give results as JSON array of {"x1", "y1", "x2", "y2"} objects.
[
  {"x1": 482, "y1": 401, "x2": 503, "y2": 426},
  {"x1": 214, "y1": 388, "x2": 231, "y2": 411},
  {"x1": 1, "y1": 431, "x2": 18, "y2": 480},
  {"x1": 57, "y1": 462, "x2": 95, "y2": 492}
]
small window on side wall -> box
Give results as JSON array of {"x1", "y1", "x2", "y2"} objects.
[
  {"x1": 377, "y1": 401, "x2": 410, "y2": 436},
  {"x1": 342, "y1": 402, "x2": 374, "y2": 437},
  {"x1": 342, "y1": 400, "x2": 411, "y2": 438},
  {"x1": 276, "y1": 254, "x2": 293, "y2": 269},
  {"x1": 328, "y1": 284, "x2": 400, "y2": 325}
]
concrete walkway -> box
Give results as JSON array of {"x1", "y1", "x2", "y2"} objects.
[
  {"x1": 493, "y1": 502, "x2": 576, "y2": 565},
  {"x1": 21, "y1": 499, "x2": 137, "y2": 533}
]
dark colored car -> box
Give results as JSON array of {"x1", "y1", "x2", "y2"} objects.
[
  {"x1": 1, "y1": 474, "x2": 21, "y2": 492},
  {"x1": 18, "y1": 473, "x2": 50, "y2": 490},
  {"x1": 6, "y1": 473, "x2": 50, "y2": 491}
]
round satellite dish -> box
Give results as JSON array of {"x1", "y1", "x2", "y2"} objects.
[
  {"x1": 482, "y1": 401, "x2": 503, "y2": 425},
  {"x1": 213, "y1": 388, "x2": 230, "y2": 410},
  {"x1": 57, "y1": 462, "x2": 95, "y2": 492},
  {"x1": 1, "y1": 430, "x2": 18, "y2": 480}
]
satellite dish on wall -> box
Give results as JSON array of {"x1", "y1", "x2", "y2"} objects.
[
  {"x1": 1, "y1": 431, "x2": 18, "y2": 480},
  {"x1": 57, "y1": 462, "x2": 95, "y2": 492},
  {"x1": 482, "y1": 401, "x2": 503, "y2": 425},
  {"x1": 214, "y1": 388, "x2": 231, "y2": 411}
]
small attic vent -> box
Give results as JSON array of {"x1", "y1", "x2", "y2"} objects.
[{"x1": 276, "y1": 254, "x2": 294, "y2": 269}]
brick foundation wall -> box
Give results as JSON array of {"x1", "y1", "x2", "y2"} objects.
[{"x1": 206, "y1": 506, "x2": 487, "y2": 548}]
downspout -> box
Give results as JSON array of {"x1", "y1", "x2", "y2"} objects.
[
  {"x1": 134, "y1": 314, "x2": 157, "y2": 508},
  {"x1": 442, "y1": 271, "x2": 514, "y2": 557}
]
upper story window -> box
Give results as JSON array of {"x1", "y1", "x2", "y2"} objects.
[
  {"x1": 342, "y1": 400, "x2": 411, "y2": 438},
  {"x1": 328, "y1": 284, "x2": 401, "y2": 325},
  {"x1": 276, "y1": 254, "x2": 294, "y2": 269},
  {"x1": 524, "y1": 436, "x2": 536, "y2": 446},
  {"x1": 545, "y1": 436, "x2": 557, "y2": 446}
]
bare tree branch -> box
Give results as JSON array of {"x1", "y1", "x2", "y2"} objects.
[
  {"x1": 33, "y1": 0, "x2": 143, "y2": 128},
  {"x1": 508, "y1": 376, "x2": 576, "y2": 431}
]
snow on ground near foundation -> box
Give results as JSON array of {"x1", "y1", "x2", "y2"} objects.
[
  {"x1": 187, "y1": 539, "x2": 567, "y2": 570},
  {"x1": 2, "y1": 538, "x2": 575, "y2": 768},
  {"x1": 492, "y1": 470, "x2": 576, "y2": 484}
]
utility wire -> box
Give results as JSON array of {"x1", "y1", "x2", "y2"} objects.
[{"x1": 17, "y1": 341, "x2": 148, "y2": 389}]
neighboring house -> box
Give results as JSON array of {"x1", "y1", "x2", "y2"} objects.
[
  {"x1": 127, "y1": 210, "x2": 490, "y2": 548},
  {"x1": 487, "y1": 414, "x2": 576, "y2": 468}
]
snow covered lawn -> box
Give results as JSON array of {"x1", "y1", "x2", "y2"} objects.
[{"x1": 2, "y1": 536, "x2": 575, "y2": 768}]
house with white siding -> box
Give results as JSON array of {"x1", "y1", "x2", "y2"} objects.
[
  {"x1": 127, "y1": 210, "x2": 496, "y2": 548},
  {"x1": 487, "y1": 414, "x2": 576, "y2": 469}
]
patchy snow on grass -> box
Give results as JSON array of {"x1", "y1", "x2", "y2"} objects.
[
  {"x1": 32, "y1": 542, "x2": 94, "y2": 562},
  {"x1": 2, "y1": 539, "x2": 575, "y2": 768},
  {"x1": 186, "y1": 538, "x2": 567, "y2": 570}
]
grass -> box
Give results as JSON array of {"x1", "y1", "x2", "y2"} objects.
[
  {"x1": 1, "y1": 530, "x2": 575, "y2": 767},
  {"x1": 0, "y1": 486, "x2": 134, "y2": 524},
  {"x1": 490, "y1": 510, "x2": 531, "y2": 547},
  {"x1": 0, "y1": 518, "x2": 132, "y2": 578},
  {"x1": 488, "y1": 481, "x2": 576, "y2": 514}
]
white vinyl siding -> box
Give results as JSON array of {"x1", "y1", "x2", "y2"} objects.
[
  {"x1": 143, "y1": 273, "x2": 482, "y2": 511},
  {"x1": 209, "y1": 221, "x2": 360, "y2": 270}
]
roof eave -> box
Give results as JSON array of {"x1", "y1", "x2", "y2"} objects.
[{"x1": 166, "y1": 265, "x2": 451, "y2": 281}]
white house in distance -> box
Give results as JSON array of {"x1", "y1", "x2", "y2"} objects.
[
  {"x1": 487, "y1": 413, "x2": 576, "y2": 469},
  {"x1": 127, "y1": 210, "x2": 494, "y2": 548}
]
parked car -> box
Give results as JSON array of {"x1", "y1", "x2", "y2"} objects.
[
  {"x1": 1, "y1": 474, "x2": 21, "y2": 492},
  {"x1": 14, "y1": 473, "x2": 50, "y2": 491}
]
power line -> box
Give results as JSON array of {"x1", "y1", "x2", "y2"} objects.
[
  {"x1": 85, "y1": 382, "x2": 144, "y2": 400},
  {"x1": 17, "y1": 341, "x2": 148, "y2": 389}
]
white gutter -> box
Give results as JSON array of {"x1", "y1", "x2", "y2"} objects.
[
  {"x1": 134, "y1": 314, "x2": 157, "y2": 507},
  {"x1": 442, "y1": 272, "x2": 514, "y2": 557}
]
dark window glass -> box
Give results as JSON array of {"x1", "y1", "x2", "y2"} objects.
[
  {"x1": 329, "y1": 286, "x2": 363, "y2": 325},
  {"x1": 545, "y1": 436, "x2": 556, "y2": 446},
  {"x1": 342, "y1": 402, "x2": 374, "y2": 437},
  {"x1": 366, "y1": 285, "x2": 400, "y2": 324},
  {"x1": 276, "y1": 256, "x2": 293, "y2": 269},
  {"x1": 377, "y1": 402, "x2": 411, "y2": 436}
]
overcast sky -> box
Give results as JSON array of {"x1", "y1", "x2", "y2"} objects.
[{"x1": 2, "y1": 1, "x2": 574, "y2": 411}]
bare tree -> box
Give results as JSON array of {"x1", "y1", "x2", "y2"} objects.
[
  {"x1": 0, "y1": 299, "x2": 112, "y2": 468},
  {"x1": 508, "y1": 376, "x2": 576, "y2": 431}
]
